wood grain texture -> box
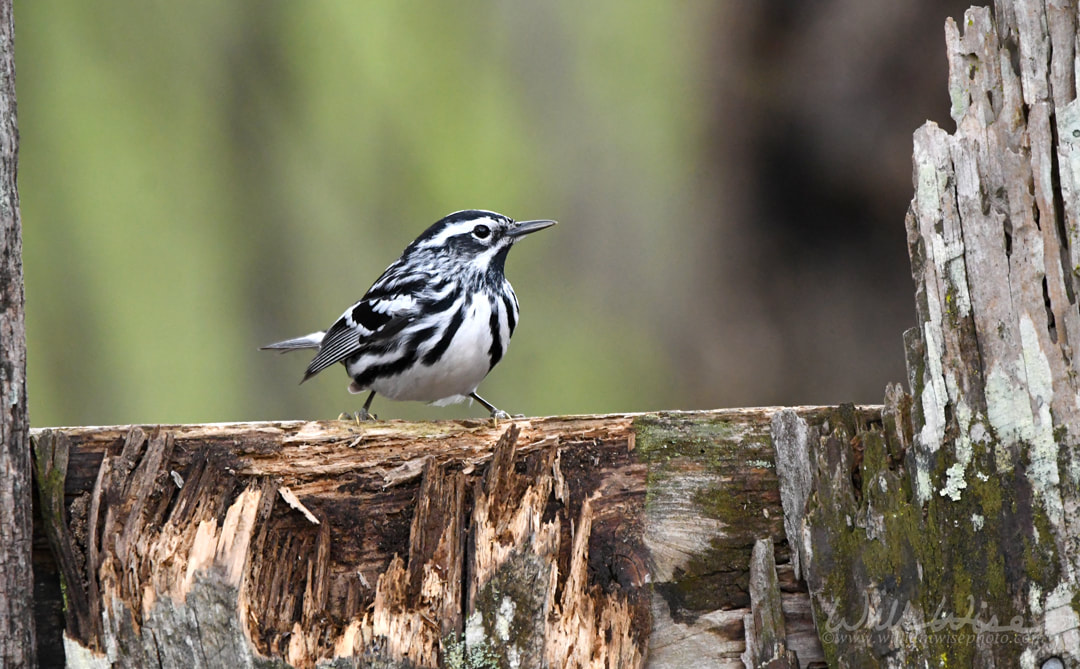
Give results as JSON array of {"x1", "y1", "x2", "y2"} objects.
[
  {"x1": 765, "y1": 4, "x2": 1080, "y2": 667},
  {"x1": 741, "y1": 539, "x2": 798, "y2": 669},
  {"x1": 911, "y1": 2, "x2": 1080, "y2": 663},
  {"x1": 31, "y1": 408, "x2": 844, "y2": 667}
]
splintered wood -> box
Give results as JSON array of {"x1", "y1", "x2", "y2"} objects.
[
  {"x1": 33, "y1": 409, "x2": 836, "y2": 667},
  {"x1": 38, "y1": 416, "x2": 652, "y2": 667}
]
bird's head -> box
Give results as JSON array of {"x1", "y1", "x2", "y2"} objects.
[{"x1": 406, "y1": 210, "x2": 556, "y2": 276}]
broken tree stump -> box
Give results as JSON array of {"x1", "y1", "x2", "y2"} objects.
[
  {"x1": 763, "y1": 3, "x2": 1080, "y2": 667},
  {"x1": 31, "y1": 409, "x2": 847, "y2": 668}
]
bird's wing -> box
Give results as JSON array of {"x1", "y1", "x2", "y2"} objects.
[{"x1": 301, "y1": 264, "x2": 448, "y2": 381}]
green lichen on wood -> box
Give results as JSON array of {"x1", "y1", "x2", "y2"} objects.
[
  {"x1": 1024, "y1": 495, "x2": 1061, "y2": 584},
  {"x1": 913, "y1": 451, "x2": 1020, "y2": 666},
  {"x1": 902, "y1": 328, "x2": 929, "y2": 437},
  {"x1": 31, "y1": 433, "x2": 69, "y2": 541},
  {"x1": 442, "y1": 633, "x2": 500, "y2": 669},
  {"x1": 805, "y1": 418, "x2": 928, "y2": 666},
  {"x1": 959, "y1": 469, "x2": 1007, "y2": 599},
  {"x1": 30, "y1": 433, "x2": 80, "y2": 628},
  {"x1": 928, "y1": 435, "x2": 1060, "y2": 614},
  {"x1": 634, "y1": 413, "x2": 783, "y2": 615},
  {"x1": 636, "y1": 413, "x2": 761, "y2": 514},
  {"x1": 803, "y1": 397, "x2": 1066, "y2": 666},
  {"x1": 463, "y1": 551, "x2": 549, "y2": 668},
  {"x1": 633, "y1": 412, "x2": 745, "y2": 463}
]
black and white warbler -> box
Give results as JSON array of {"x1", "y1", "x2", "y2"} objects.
[{"x1": 262, "y1": 210, "x2": 556, "y2": 419}]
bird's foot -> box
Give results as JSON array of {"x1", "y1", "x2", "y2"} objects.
[
  {"x1": 338, "y1": 409, "x2": 377, "y2": 424},
  {"x1": 489, "y1": 408, "x2": 511, "y2": 427}
]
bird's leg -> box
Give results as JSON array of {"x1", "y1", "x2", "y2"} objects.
[
  {"x1": 338, "y1": 391, "x2": 378, "y2": 423},
  {"x1": 470, "y1": 392, "x2": 511, "y2": 422},
  {"x1": 357, "y1": 391, "x2": 378, "y2": 422}
]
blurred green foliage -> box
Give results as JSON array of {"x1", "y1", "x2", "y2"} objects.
[{"x1": 18, "y1": 1, "x2": 702, "y2": 425}]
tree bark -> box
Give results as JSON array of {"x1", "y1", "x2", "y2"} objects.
[
  {"x1": 769, "y1": 3, "x2": 1080, "y2": 667},
  {"x1": 0, "y1": 0, "x2": 33, "y2": 664},
  {"x1": 31, "y1": 409, "x2": 843, "y2": 668}
]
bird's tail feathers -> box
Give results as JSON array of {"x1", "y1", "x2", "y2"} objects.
[{"x1": 259, "y1": 331, "x2": 325, "y2": 353}]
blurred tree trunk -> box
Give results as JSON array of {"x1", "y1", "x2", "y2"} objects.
[
  {"x1": 0, "y1": 0, "x2": 34, "y2": 665},
  {"x1": 771, "y1": 2, "x2": 1080, "y2": 667}
]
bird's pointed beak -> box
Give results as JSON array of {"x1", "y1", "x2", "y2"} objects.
[{"x1": 507, "y1": 219, "x2": 557, "y2": 238}]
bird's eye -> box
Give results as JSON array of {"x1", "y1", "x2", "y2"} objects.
[{"x1": 473, "y1": 225, "x2": 491, "y2": 239}]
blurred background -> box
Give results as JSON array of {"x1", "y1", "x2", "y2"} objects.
[{"x1": 18, "y1": 1, "x2": 971, "y2": 426}]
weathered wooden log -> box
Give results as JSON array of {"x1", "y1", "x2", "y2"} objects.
[
  {"x1": 31, "y1": 409, "x2": 851, "y2": 668},
  {"x1": 765, "y1": 3, "x2": 1080, "y2": 667}
]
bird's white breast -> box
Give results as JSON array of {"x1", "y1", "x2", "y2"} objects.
[{"x1": 369, "y1": 293, "x2": 500, "y2": 404}]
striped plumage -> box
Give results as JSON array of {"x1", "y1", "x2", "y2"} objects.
[{"x1": 262, "y1": 210, "x2": 556, "y2": 419}]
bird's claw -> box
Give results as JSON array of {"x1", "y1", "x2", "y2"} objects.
[{"x1": 338, "y1": 409, "x2": 377, "y2": 424}]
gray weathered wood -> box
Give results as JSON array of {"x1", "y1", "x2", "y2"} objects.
[
  {"x1": 741, "y1": 539, "x2": 798, "y2": 669},
  {"x1": 769, "y1": 3, "x2": 1080, "y2": 667},
  {"x1": 0, "y1": 0, "x2": 33, "y2": 663},
  {"x1": 770, "y1": 411, "x2": 812, "y2": 582}
]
